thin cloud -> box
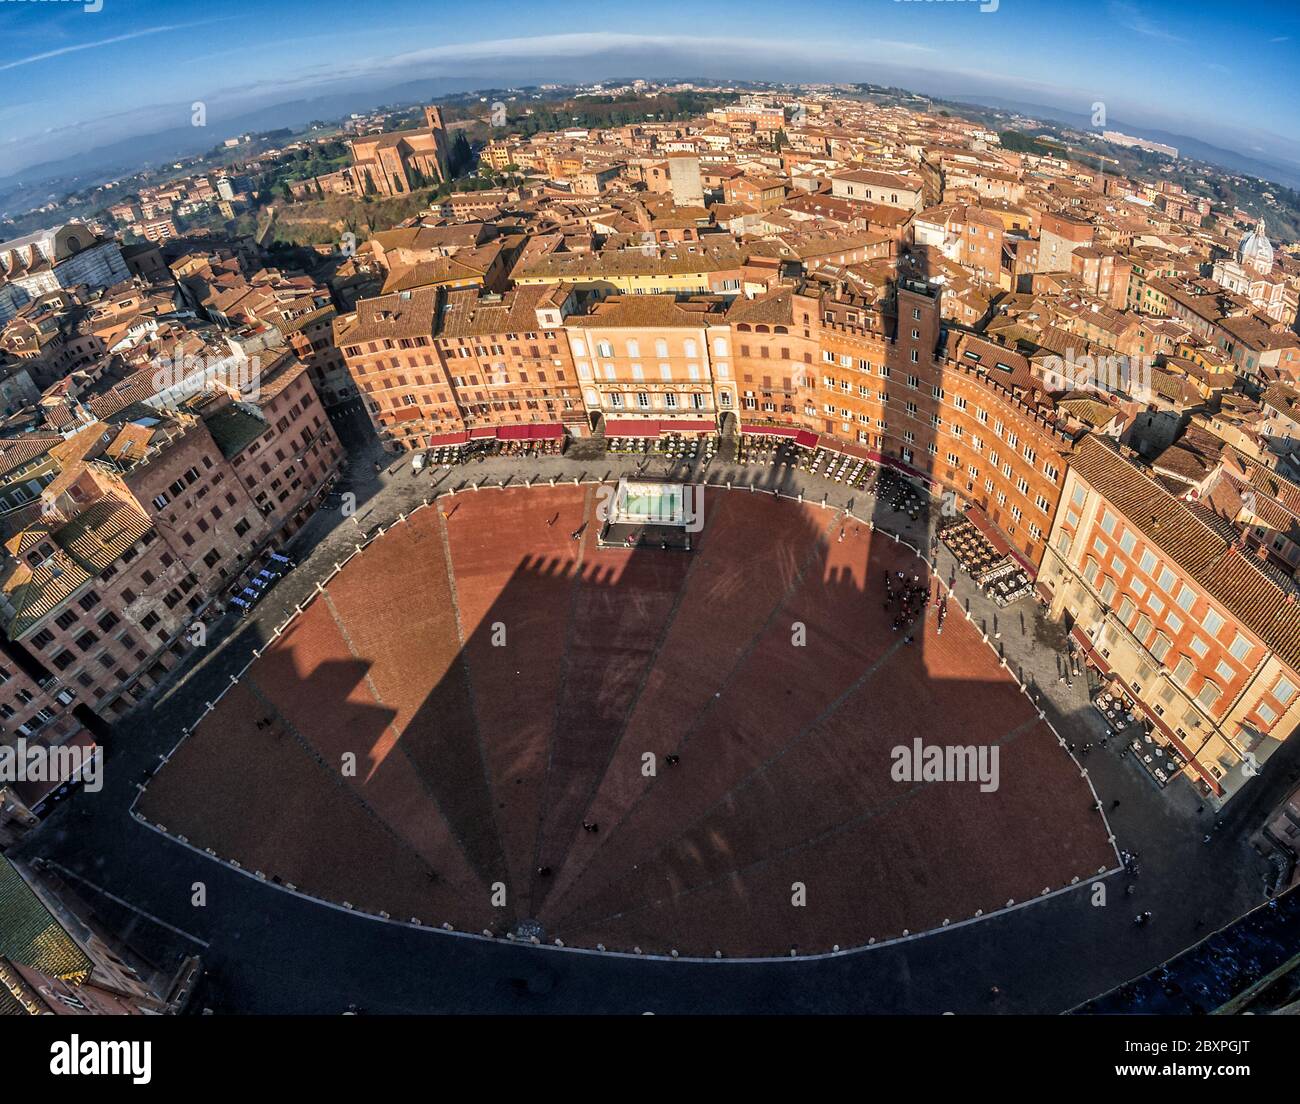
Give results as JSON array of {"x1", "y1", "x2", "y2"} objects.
[
  {"x1": 0, "y1": 19, "x2": 232, "y2": 73},
  {"x1": 386, "y1": 31, "x2": 938, "y2": 68},
  {"x1": 1106, "y1": 1, "x2": 1189, "y2": 45}
]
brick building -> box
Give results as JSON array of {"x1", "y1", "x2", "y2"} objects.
[
  {"x1": 567, "y1": 294, "x2": 731, "y2": 431},
  {"x1": 336, "y1": 283, "x2": 583, "y2": 451},
  {"x1": 814, "y1": 282, "x2": 1075, "y2": 569},
  {"x1": 0, "y1": 353, "x2": 340, "y2": 726},
  {"x1": 1039, "y1": 435, "x2": 1300, "y2": 802},
  {"x1": 727, "y1": 286, "x2": 821, "y2": 430},
  {"x1": 346, "y1": 107, "x2": 449, "y2": 198}
]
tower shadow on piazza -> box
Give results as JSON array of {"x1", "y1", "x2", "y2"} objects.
[{"x1": 139, "y1": 477, "x2": 1117, "y2": 959}]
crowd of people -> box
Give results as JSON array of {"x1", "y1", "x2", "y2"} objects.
[{"x1": 884, "y1": 570, "x2": 934, "y2": 641}]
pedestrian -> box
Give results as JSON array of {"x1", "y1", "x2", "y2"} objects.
[{"x1": 1111, "y1": 799, "x2": 1121, "y2": 810}]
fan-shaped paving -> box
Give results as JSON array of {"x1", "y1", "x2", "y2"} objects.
[{"x1": 141, "y1": 484, "x2": 1116, "y2": 957}]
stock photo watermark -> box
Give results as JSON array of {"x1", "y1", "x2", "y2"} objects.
[
  {"x1": 0, "y1": 737, "x2": 102, "y2": 794},
  {"x1": 895, "y1": 0, "x2": 999, "y2": 13},
  {"x1": 891, "y1": 738, "x2": 1000, "y2": 792},
  {"x1": 151, "y1": 352, "x2": 263, "y2": 402},
  {"x1": 8, "y1": 0, "x2": 106, "y2": 11},
  {"x1": 1040, "y1": 348, "x2": 1154, "y2": 402}
]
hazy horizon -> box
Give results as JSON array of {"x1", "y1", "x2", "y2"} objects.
[{"x1": 2, "y1": 0, "x2": 1298, "y2": 190}]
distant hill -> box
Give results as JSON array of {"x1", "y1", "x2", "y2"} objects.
[{"x1": 948, "y1": 95, "x2": 1300, "y2": 191}]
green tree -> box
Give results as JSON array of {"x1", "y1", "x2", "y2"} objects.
[{"x1": 449, "y1": 132, "x2": 473, "y2": 177}]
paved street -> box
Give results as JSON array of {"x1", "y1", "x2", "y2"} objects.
[{"x1": 10, "y1": 427, "x2": 1288, "y2": 1013}]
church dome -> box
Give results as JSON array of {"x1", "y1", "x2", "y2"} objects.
[{"x1": 1238, "y1": 219, "x2": 1274, "y2": 274}]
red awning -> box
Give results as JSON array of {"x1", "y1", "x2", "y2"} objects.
[
  {"x1": 605, "y1": 419, "x2": 660, "y2": 437},
  {"x1": 741, "y1": 424, "x2": 797, "y2": 438},
  {"x1": 819, "y1": 437, "x2": 871, "y2": 460},
  {"x1": 793, "y1": 430, "x2": 821, "y2": 449},
  {"x1": 476, "y1": 423, "x2": 566, "y2": 441},
  {"x1": 965, "y1": 506, "x2": 1012, "y2": 558},
  {"x1": 428, "y1": 431, "x2": 469, "y2": 446},
  {"x1": 658, "y1": 419, "x2": 715, "y2": 434},
  {"x1": 469, "y1": 427, "x2": 497, "y2": 440},
  {"x1": 966, "y1": 505, "x2": 1039, "y2": 574}
]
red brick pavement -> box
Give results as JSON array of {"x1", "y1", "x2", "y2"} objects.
[
  {"x1": 143, "y1": 488, "x2": 1115, "y2": 956},
  {"x1": 441, "y1": 484, "x2": 590, "y2": 919},
  {"x1": 138, "y1": 682, "x2": 453, "y2": 921}
]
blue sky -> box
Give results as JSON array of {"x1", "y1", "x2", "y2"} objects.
[{"x1": 1, "y1": 0, "x2": 1298, "y2": 180}]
